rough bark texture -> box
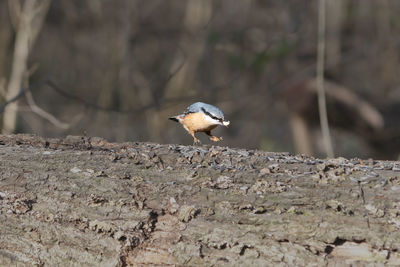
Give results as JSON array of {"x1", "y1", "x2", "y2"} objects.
[{"x1": 0, "y1": 134, "x2": 400, "y2": 266}]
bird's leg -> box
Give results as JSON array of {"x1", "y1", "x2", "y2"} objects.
[
  {"x1": 184, "y1": 126, "x2": 201, "y2": 145},
  {"x1": 191, "y1": 132, "x2": 201, "y2": 145},
  {"x1": 205, "y1": 131, "x2": 222, "y2": 142}
]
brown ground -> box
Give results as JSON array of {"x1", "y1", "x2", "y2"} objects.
[{"x1": 0, "y1": 134, "x2": 400, "y2": 266}]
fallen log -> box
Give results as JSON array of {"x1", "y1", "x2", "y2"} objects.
[{"x1": 0, "y1": 134, "x2": 399, "y2": 266}]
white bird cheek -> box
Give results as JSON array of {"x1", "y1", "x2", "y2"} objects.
[{"x1": 204, "y1": 115, "x2": 220, "y2": 125}]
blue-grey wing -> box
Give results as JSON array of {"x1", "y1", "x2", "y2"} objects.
[{"x1": 184, "y1": 102, "x2": 225, "y2": 119}]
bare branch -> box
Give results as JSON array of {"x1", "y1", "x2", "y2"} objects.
[
  {"x1": 25, "y1": 90, "x2": 69, "y2": 130},
  {"x1": 0, "y1": 78, "x2": 6, "y2": 99},
  {"x1": 316, "y1": 0, "x2": 334, "y2": 158},
  {"x1": 29, "y1": 0, "x2": 52, "y2": 50},
  {"x1": 7, "y1": 0, "x2": 21, "y2": 31},
  {"x1": 307, "y1": 79, "x2": 384, "y2": 131}
]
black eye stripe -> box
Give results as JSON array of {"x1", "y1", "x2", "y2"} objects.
[{"x1": 201, "y1": 108, "x2": 223, "y2": 122}]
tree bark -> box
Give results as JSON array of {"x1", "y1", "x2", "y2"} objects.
[{"x1": 1, "y1": 134, "x2": 400, "y2": 266}]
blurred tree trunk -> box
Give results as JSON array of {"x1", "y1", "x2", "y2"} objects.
[
  {"x1": 116, "y1": 4, "x2": 135, "y2": 142},
  {"x1": 2, "y1": 0, "x2": 51, "y2": 134},
  {"x1": 0, "y1": 2, "x2": 13, "y2": 91},
  {"x1": 376, "y1": 0, "x2": 399, "y2": 95},
  {"x1": 164, "y1": 0, "x2": 212, "y2": 99},
  {"x1": 326, "y1": 0, "x2": 346, "y2": 72},
  {"x1": 289, "y1": 112, "x2": 313, "y2": 156},
  {"x1": 94, "y1": 3, "x2": 135, "y2": 142},
  {"x1": 157, "y1": 0, "x2": 212, "y2": 142}
]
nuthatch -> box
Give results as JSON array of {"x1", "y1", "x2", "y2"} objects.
[{"x1": 169, "y1": 102, "x2": 230, "y2": 144}]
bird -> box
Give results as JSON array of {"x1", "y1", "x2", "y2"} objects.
[{"x1": 169, "y1": 102, "x2": 230, "y2": 144}]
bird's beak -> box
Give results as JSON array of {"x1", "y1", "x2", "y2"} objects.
[{"x1": 222, "y1": 120, "x2": 230, "y2": 127}]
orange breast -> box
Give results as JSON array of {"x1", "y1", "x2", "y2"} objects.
[{"x1": 182, "y1": 112, "x2": 218, "y2": 132}]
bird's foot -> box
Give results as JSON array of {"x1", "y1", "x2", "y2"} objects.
[
  {"x1": 193, "y1": 138, "x2": 201, "y2": 145},
  {"x1": 210, "y1": 136, "x2": 223, "y2": 142}
]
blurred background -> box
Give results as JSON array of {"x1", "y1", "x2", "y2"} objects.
[{"x1": 0, "y1": 0, "x2": 399, "y2": 159}]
